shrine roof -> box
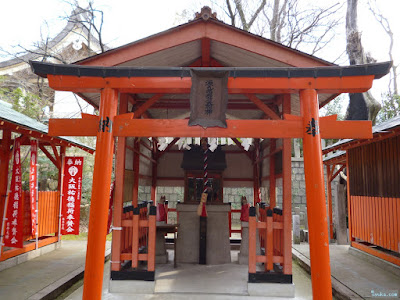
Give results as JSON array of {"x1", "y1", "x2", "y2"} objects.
[
  {"x1": 0, "y1": 100, "x2": 94, "y2": 152},
  {"x1": 323, "y1": 115, "x2": 400, "y2": 154}
]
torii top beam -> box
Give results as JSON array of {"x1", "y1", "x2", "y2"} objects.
[{"x1": 30, "y1": 61, "x2": 392, "y2": 94}]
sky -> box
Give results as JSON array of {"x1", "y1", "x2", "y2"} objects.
[{"x1": 1, "y1": 0, "x2": 399, "y2": 101}]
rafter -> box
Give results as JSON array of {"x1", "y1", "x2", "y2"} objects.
[
  {"x1": 231, "y1": 138, "x2": 253, "y2": 161},
  {"x1": 245, "y1": 94, "x2": 280, "y2": 120},
  {"x1": 39, "y1": 144, "x2": 59, "y2": 168},
  {"x1": 133, "y1": 94, "x2": 164, "y2": 118},
  {"x1": 157, "y1": 137, "x2": 180, "y2": 159}
]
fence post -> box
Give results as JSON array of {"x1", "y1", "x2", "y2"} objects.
[
  {"x1": 248, "y1": 206, "x2": 257, "y2": 275},
  {"x1": 147, "y1": 205, "x2": 156, "y2": 272},
  {"x1": 132, "y1": 206, "x2": 140, "y2": 268},
  {"x1": 266, "y1": 209, "x2": 273, "y2": 271}
]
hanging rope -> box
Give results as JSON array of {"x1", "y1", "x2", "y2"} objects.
[{"x1": 203, "y1": 145, "x2": 208, "y2": 193}]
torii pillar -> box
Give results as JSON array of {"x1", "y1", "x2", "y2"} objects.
[
  {"x1": 301, "y1": 89, "x2": 332, "y2": 298},
  {"x1": 82, "y1": 88, "x2": 118, "y2": 300}
]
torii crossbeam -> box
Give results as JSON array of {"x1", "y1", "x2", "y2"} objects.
[{"x1": 30, "y1": 60, "x2": 391, "y2": 300}]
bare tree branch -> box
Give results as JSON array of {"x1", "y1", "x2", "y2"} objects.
[{"x1": 368, "y1": 0, "x2": 397, "y2": 95}]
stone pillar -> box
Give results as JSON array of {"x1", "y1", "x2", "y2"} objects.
[
  {"x1": 155, "y1": 221, "x2": 168, "y2": 263},
  {"x1": 292, "y1": 215, "x2": 300, "y2": 244},
  {"x1": 335, "y1": 183, "x2": 349, "y2": 245},
  {"x1": 239, "y1": 222, "x2": 249, "y2": 264}
]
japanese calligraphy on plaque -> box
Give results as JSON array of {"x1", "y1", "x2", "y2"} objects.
[
  {"x1": 61, "y1": 157, "x2": 84, "y2": 235},
  {"x1": 189, "y1": 70, "x2": 229, "y2": 128},
  {"x1": 4, "y1": 137, "x2": 23, "y2": 248}
]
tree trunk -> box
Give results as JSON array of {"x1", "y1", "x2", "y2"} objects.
[{"x1": 345, "y1": 0, "x2": 381, "y2": 124}]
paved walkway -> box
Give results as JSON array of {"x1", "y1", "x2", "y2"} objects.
[
  {"x1": 292, "y1": 243, "x2": 400, "y2": 299},
  {"x1": 0, "y1": 240, "x2": 110, "y2": 300},
  {"x1": 61, "y1": 250, "x2": 314, "y2": 300},
  {"x1": 2, "y1": 240, "x2": 399, "y2": 299}
]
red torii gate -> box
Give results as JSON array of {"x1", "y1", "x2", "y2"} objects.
[{"x1": 31, "y1": 60, "x2": 390, "y2": 299}]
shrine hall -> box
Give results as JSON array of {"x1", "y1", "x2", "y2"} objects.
[{"x1": 29, "y1": 7, "x2": 391, "y2": 299}]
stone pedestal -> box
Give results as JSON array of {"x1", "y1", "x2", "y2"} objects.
[
  {"x1": 335, "y1": 183, "x2": 349, "y2": 245},
  {"x1": 238, "y1": 222, "x2": 261, "y2": 264},
  {"x1": 239, "y1": 222, "x2": 249, "y2": 264},
  {"x1": 156, "y1": 221, "x2": 168, "y2": 264},
  {"x1": 176, "y1": 203, "x2": 231, "y2": 264},
  {"x1": 292, "y1": 215, "x2": 301, "y2": 244}
]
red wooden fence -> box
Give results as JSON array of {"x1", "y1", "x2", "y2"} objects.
[
  {"x1": 350, "y1": 196, "x2": 400, "y2": 253},
  {"x1": 1, "y1": 191, "x2": 60, "y2": 261},
  {"x1": 249, "y1": 206, "x2": 284, "y2": 273},
  {"x1": 120, "y1": 203, "x2": 156, "y2": 271}
]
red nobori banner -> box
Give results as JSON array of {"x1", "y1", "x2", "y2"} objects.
[
  {"x1": 29, "y1": 140, "x2": 38, "y2": 236},
  {"x1": 61, "y1": 157, "x2": 84, "y2": 235},
  {"x1": 4, "y1": 138, "x2": 23, "y2": 248}
]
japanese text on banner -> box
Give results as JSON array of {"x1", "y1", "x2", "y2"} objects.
[
  {"x1": 61, "y1": 157, "x2": 84, "y2": 235},
  {"x1": 29, "y1": 140, "x2": 38, "y2": 236},
  {"x1": 4, "y1": 138, "x2": 23, "y2": 248}
]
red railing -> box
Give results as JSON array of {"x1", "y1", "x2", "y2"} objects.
[
  {"x1": 120, "y1": 202, "x2": 156, "y2": 271},
  {"x1": 350, "y1": 196, "x2": 400, "y2": 253}
]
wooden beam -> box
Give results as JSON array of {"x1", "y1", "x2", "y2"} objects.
[
  {"x1": 39, "y1": 145, "x2": 58, "y2": 167},
  {"x1": 48, "y1": 118, "x2": 373, "y2": 140},
  {"x1": 126, "y1": 145, "x2": 157, "y2": 163},
  {"x1": 157, "y1": 137, "x2": 179, "y2": 159},
  {"x1": 201, "y1": 38, "x2": 211, "y2": 66},
  {"x1": 133, "y1": 94, "x2": 164, "y2": 118},
  {"x1": 245, "y1": 94, "x2": 280, "y2": 120},
  {"x1": 46, "y1": 74, "x2": 375, "y2": 94},
  {"x1": 0, "y1": 122, "x2": 94, "y2": 154},
  {"x1": 330, "y1": 165, "x2": 345, "y2": 182},
  {"x1": 51, "y1": 145, "x2": 61, "y2": 169},
  {"x1": 231, "y1": 138, "x2": 253, "y2": 161}
]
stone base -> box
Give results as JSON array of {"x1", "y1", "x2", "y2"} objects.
[
  {"x1": 176, "y1": 203, "x2": 231, "y2": 264},
  {"x1": 239, "y1": 222, "x2": 249, "y2": 265},
  {"x1": 156, "y1": 253, "x2": 168, "y2": 264},
  {"x1": 156, "y1": 229, "x2": 168, "y2": 264},
  {"x1": 248, "y1": 283, "x2": 295, "y2": 297},
  {"x1": 109, "y1": 280, "x2": 155, "y2": 294}
]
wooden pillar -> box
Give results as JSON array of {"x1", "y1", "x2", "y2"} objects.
[
  {"x1": 300, "y1": 89, "x2": 332, "y2": 299},
  {"x1": 0, "y1": 129, "x2": 11, "y2": 225},
  {"x1": 82, "y1": 88, "x2": 118, "y2": 300},
  {"x1": 57, "y1": 146, "x2": 66, "y2": 191},
  {"x1": 56, "y1": 146, "x2": 66, "y2": 239},
  {"x1": 269, "y1": 139, "x2": 276, "y2": 207},
  {"x1": 132, "y1": 139, "x2": 140, "y2": 207},
  {"x1": 151, "y1": 149, "x2": 157, "y2": 204},
  {"x1": 111, "y1": 94, "x2": 128, "y2": 272},
  {"x1": 282, "y1": 94, "x2": 292, "y2": 274},
  {"x1": 0, "y1": 129, "x2": 11, "y2": 256},
  {"x1": 346, "y1": 152, "x2": 354, "y2": 243},
  {"x1": 253, "y1": 139, "x2": 260, "y2": 204},
  {"x1": 326, "y1": 165, "x2": 334, "y2": 240}
]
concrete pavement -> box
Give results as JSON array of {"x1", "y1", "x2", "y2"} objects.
[
  {"x1": 292, "y1": 243, "x2": 400, "y2": 299},
  {"x1": 0, "y1": 240, "x2": 110, "y2": 300},
  {"x1": 2, "y1": 240, "x2": 398, "y2": 299},
  {"x1": 61, "y1": 250, "x2": 315, "y2": 300}
]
